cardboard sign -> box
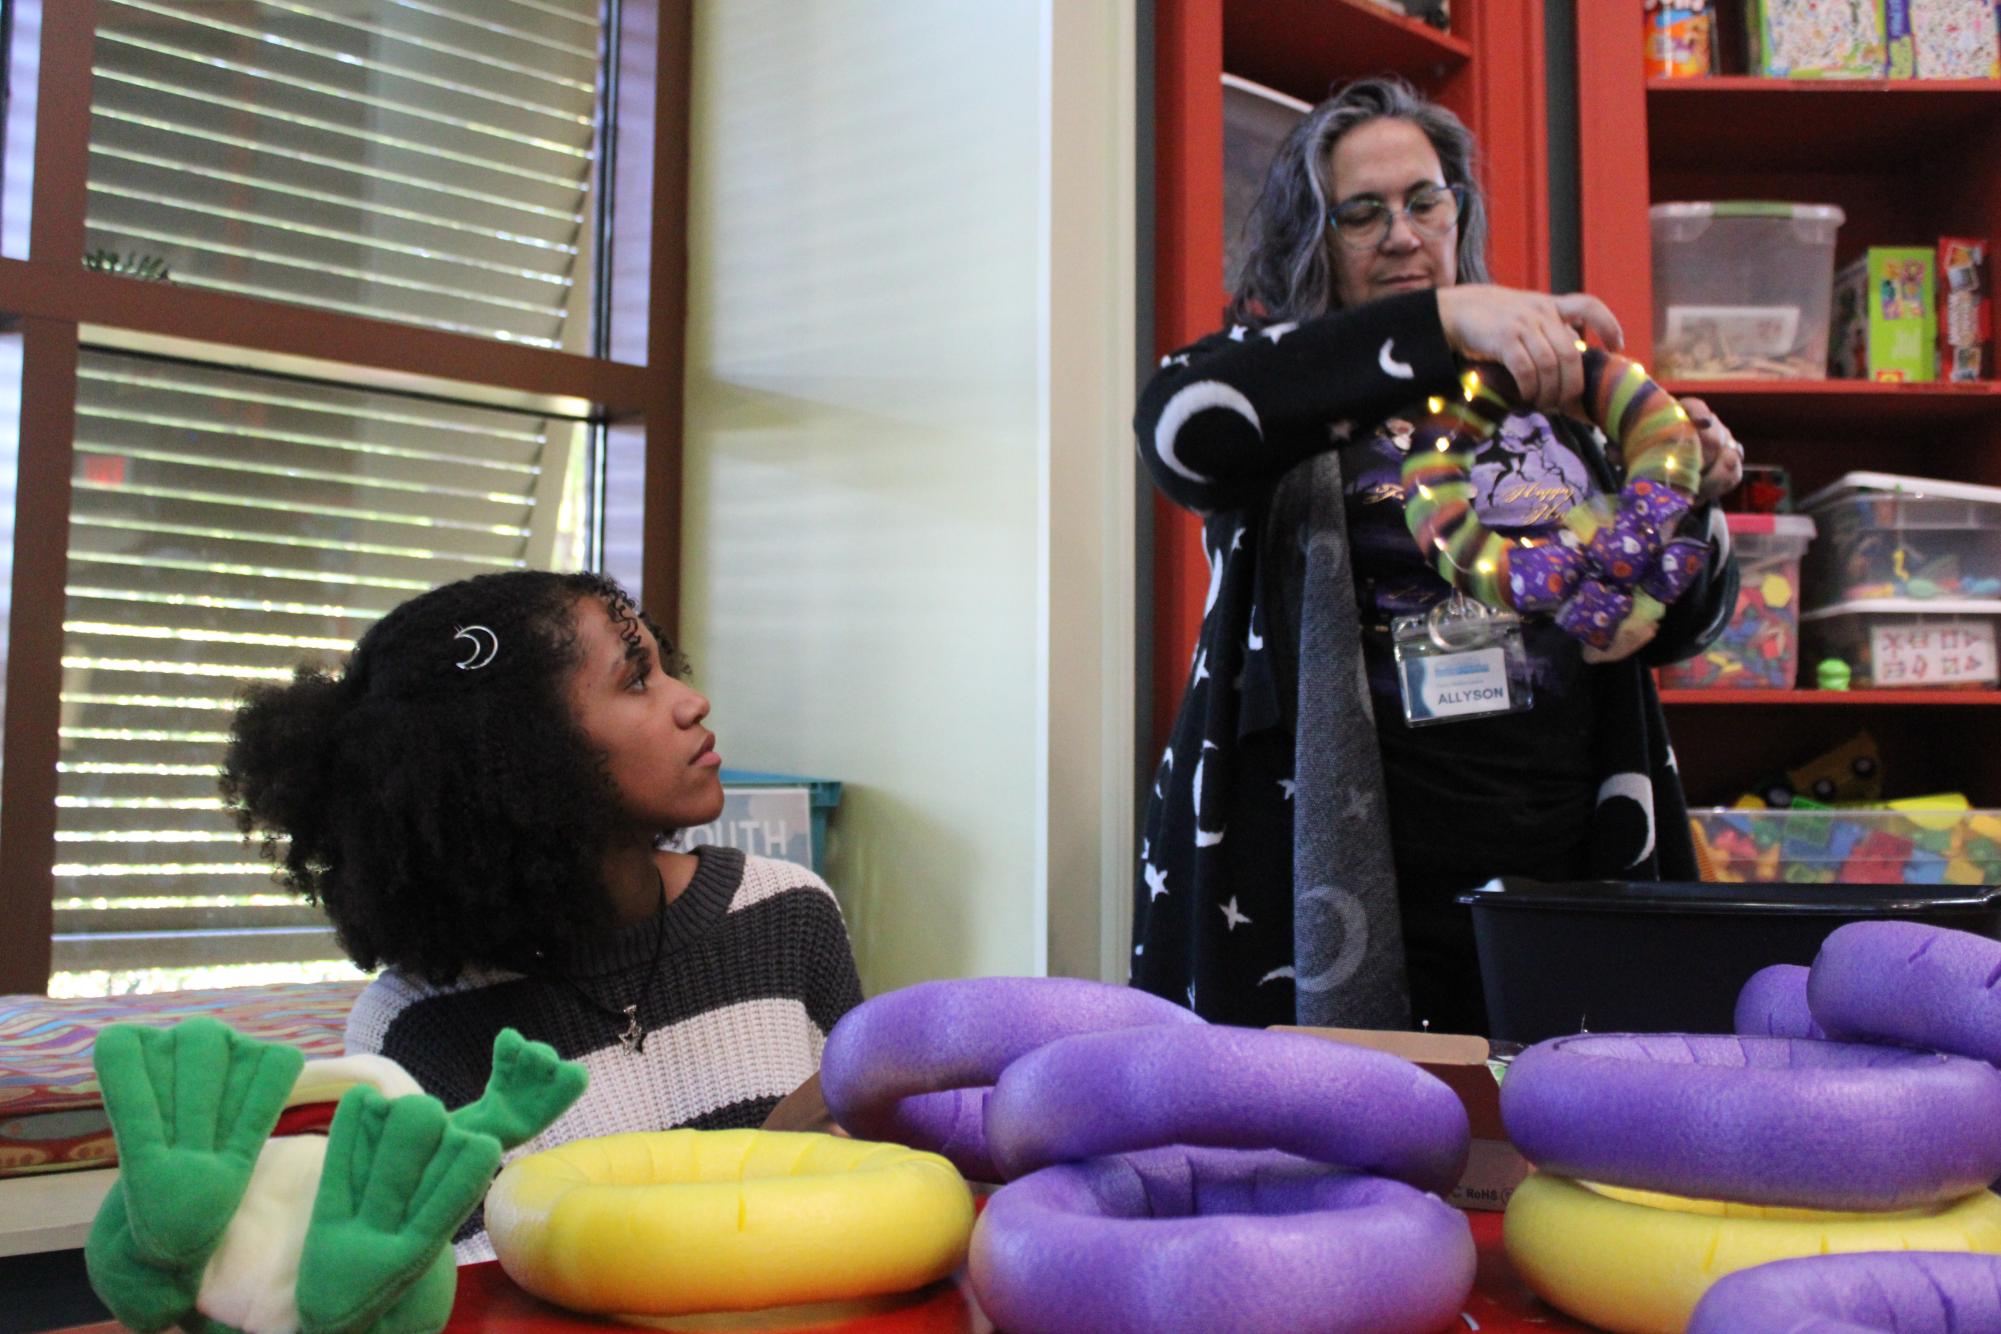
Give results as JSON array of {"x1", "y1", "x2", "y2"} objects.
[
  {"x1": 677, "y1": 786, "x2": 815, "y2": 867},
  {"x1": 1870, "y1": 619, "x2": 1998, "y2": 686}
]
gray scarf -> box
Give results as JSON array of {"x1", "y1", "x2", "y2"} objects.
[{"x1": 1267, "y1": 453, "x2": 1411, "y2": 1028}]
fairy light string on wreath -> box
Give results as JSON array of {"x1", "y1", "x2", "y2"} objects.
[{"x1": 1399, "y1": 345, "x2": 1711, "y2": 654}]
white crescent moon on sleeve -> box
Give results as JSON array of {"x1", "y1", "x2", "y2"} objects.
[
  {"x1": 1596, "y1": 771, "x2": 1657, "y2": 865},
  {"x1": 1378, "y1": 338, "x2": 1415, "y2": 379},
  {"x1": 1294, "y1": 885, "x2": 1370, "y2": 993},
  {"x1": 453, "y1": 624, "x2": 499, "y2": 671},
  {"x1": 1192, "y1": 742, "x2": 1226, "y2": 848},
  {"x1": 1258, "y1": 966, "x2": 1296, "y2": 985},
  {"x1": 1154, "y1": 381, "x2": 1262, "y2": 486}
]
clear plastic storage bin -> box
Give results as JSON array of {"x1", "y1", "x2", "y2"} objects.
[
  {"x1": 1800, "y1": 598, "x2": 2001, "y2": 689},
  {"x1": 1650, "y1": 202, "x2": 1845, "y2": 380},
  {"x1": 1802, "y1": 472, "x2": 2001, "y2": 606},
  {"x1": 1690, "y1": 808, "x2": 2001, "y2": 885},
  {"x1": 1659, "y1": 513, "x2": 1816, "y2": 689}
]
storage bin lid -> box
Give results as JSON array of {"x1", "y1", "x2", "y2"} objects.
[
  {"x1": 1649, "y1": 201, "x2": 1846, "y2": 224},
  {"x1": 1460, "y1": 875, "x2": 2001, "y2": 915},
  {"x1": 1800, "y1": 596, "x2": 2001, "y2": 623},
  {"x1": 1802, "y1": 471, "x2": 2001, "y2": 512},
  {"x1": 1725, "y1": 513, "x2": 1816, "y2": 539}
]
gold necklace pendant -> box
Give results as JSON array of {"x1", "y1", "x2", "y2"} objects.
[{"x1": 619, "y1": 1004, "x2": 645, "y2": 1054}]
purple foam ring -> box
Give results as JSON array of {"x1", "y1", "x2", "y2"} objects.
[
  {"x1": 1555, "y1": 580, "x2": 1633, "y2": 649},
  {"x1": 1498, "y1": 1033, "x2": 2001, "y2": 1210},
  {"x1": 968, "y1": 1146, "x2": 1476, "y2": 1334},
  {"x1": 1638, "y1": 537, "x2": 1709, "y2": 605},
  {"x1": 1506, "y1": 541, "x2": 1588, "y2": 614},
  {"x1": 1734, "y1": 964, "x2": 1827, "y2": 1041},
  {"x1": 819, "y1": 977, "x2": 1202, "y2": 1164},
  {"x1": 1688, "y1": 1252, "x2": 2001, "y2": 1334},
  {"x1": 1810, "y1": 921, "x2": 2001, "y2": 1066},
  {"x1": 985, "y1": 1024, "x2": 1469, "y2": 1194},
  {"x1": 1585, "y1": 510, "x2": 1664, "y2": 588},
  {"x1": 871, "y1": 1087, "x2": 998, "y2": 1182},
  {"x1": 1620, "y1": 477, "x2": 1693, "y2": 531}
]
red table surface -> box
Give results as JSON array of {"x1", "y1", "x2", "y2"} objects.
[
  {"x1": 437, "y1": 1210, "x2": 1591, "y2": 1333},
  {"x1": 48, "y1": 1211, "x2": 1592, "y2": 1333}
]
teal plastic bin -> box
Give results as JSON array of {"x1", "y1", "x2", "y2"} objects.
[{"x1": 683, "y1": 769, "x2": 842, "y2": 875}]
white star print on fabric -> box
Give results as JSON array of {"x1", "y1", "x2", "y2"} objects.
[
  {"x1": 1203, "y1": 542, "x2": 1224, "y2": 617},
  {"x1": 1247, "y1": 608, "x2": 1264, "y2": 651},
  {"x1": 1228, "y1": 325, "x2": 1248, "y2": 342},
  {"x1": 1192, "y1": 649, "x2": 1210, "y2": 686},
  {"x1": 1220, "y1": 898, "x2": 1251, "y2": 930},
  {"x1": 1259, "y1": 321, "x2": 1298, "y2": 343},
  {"x1": 1379, "y1": 338, "x2": 1415, "y2": 379},
  {"x1": 1145, "y1": 863, "x2": 1169, "y2": 900},
  {"x1": 1342, "y1": 787, "x2": 1375, "y2": 822},
  {"x1": 1230, "y1": 526, "x2": 1245, "y2": 552},
  {"x1": 1278, "y1": 779, "x2": 1296, "y2": 800}
]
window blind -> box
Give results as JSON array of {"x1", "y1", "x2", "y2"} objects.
[
  {"x1": 84, "y1": 0, "x2": 602, "y2": 348},
  {"x1": 52, "y1": 352, "x2": 589, "y2": 987},
  {"x1": 52, "y1": 0, "x2": 606, "y2": 992}
]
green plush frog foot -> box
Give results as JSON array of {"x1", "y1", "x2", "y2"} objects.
[
  {"x1": 84, "y1": 1015, "x2": 306, "y2": 1332},
  {"x1": 449, "y1": 1028, "x2": 587, "y2": 1151},
  {"x1": 295, "y1": 1086, "x2": 501, "y2": 1334},
  {"x1": 95, "y1": 1018, "x2": 305, "y2": 1271}
]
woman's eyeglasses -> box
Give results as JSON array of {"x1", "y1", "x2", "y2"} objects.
[{"x1": 1326, "y1": 183, "x2": 1466, "y2": 251}]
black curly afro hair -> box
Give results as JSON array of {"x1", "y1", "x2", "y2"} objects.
[{"x1": 221, "y1": 570, "x2": 686, "y2": 983}]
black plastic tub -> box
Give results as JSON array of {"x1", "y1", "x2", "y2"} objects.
[{"x1": 1460, "y1": 878, "x2": 2001, "y2": 1045}]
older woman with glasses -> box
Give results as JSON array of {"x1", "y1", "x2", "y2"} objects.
[{"x1": 1131, "y1": 77, "x2": 1744, "y2": 1035}]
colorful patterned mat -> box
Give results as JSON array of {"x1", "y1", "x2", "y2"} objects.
[{"x1": 0, "y1": 981, "x2": 362, "y2": 1176}]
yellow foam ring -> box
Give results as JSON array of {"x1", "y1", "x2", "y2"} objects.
[
  {"x1": 486, "y1": 1129, "x2": 975, "y2": 1320},
  {"x1": 1577, "y1": 1179, "x2": 1939, "y2": 1223},
  {"x1": 1503, "y1": 1173, "x2": 2001, "y2": 1334},
  {"x1": 620, "y1": 1287, "x2": 950, "y2": 1333},
  {"x1": 1760, "y1": 573, "x2": 1794, "y2": 608}
]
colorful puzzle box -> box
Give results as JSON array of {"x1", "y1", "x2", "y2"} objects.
[{"x1": 1832, "y1": 246, "x2": 1938, "y2": 382}]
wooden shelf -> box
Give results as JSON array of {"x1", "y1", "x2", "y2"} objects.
[
  {"x1": 1646, "y1": 78, "x2": 2001, "y2": 171},
  {"x1": 1659, "y1": 380, "x2": 2001, "y2": 434},
  {"x1": 1224, "y1": 0, "x2": 1470, "y2": 102},
  {"x1": 1661, "y1": 689, "x2": 2001, "y2": 706}
]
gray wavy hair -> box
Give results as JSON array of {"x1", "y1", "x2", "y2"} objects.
[{"x1": 1229, "y1": 77, "x2": 1489, "y2": 327}]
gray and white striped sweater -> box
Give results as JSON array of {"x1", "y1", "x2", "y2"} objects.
[{"x1": 343, "y1": 845, "x2": 862, "y2": 1260}]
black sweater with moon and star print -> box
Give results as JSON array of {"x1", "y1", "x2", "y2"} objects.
[{"x1": 1130, "y1": 290, "x2": 1734, "y2": 1030}]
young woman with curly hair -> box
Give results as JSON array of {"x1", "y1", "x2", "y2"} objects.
[{"x1": 223, "y1": 570, "x2": 861, "y2": 1257}]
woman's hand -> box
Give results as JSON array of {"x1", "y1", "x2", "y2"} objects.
[
  {"x1": 1434, "y1": 286, "x2": 1624, "y2": 414},
  {"x1": 1677, "y1": 396, "x2": 1745, "y2": 504}
]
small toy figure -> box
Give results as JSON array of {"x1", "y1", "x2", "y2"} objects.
[{"x1": 85, "y1": 1019, "x2": 585, "y2": 1334}]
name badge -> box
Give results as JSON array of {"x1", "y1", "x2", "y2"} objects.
[{"x1": 1392, "y1": 598, "x2": 1535, "y2": 728}]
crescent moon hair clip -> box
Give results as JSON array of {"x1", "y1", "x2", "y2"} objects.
[{"x1": 453, "y1": 624, "x2": 499, "y2": 671}]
